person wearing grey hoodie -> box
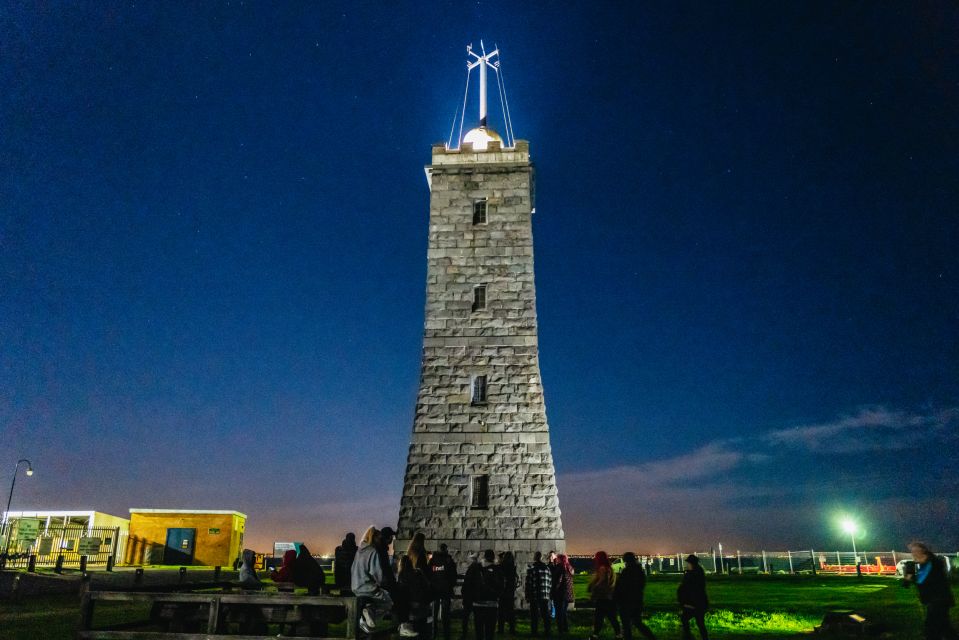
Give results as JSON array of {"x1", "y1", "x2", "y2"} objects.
[
  {"x1": 238, "y1": 549, "x2": 262, "y2": 589},
  {"x1": 352, "y1": 526, "x2": 417, "y2": 638}
]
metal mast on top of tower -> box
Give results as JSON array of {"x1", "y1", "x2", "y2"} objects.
[
  {"x1": 467, "y1": 41, "x2": 498, "y2": 127},
  {"x1": 450, "y1": 41, "x2": 515, "y2": 149}
]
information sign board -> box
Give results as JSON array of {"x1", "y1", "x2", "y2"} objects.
[
  {"x1": 78, "y1": 536, "x2": 102, "y2": 556},
  {"x1": 37, "y1": 536, "x2": 54, "y2": 555},
  {"x1": 16, "y1": 518, "x2": 40, "y2": 542}
]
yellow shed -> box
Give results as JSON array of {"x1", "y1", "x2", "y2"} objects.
[{"x1": 125, "y1": 509, "x2": 247, "y2": 567}]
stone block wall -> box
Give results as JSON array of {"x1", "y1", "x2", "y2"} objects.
[{"x1": 397, "y1": 140, "x2": 565, "y2": 571}]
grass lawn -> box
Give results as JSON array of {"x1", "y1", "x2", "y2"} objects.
[{"x1": 1, "y1": 573, "x2": 956, "y2": 639}]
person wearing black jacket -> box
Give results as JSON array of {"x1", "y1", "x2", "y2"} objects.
[
  {"x1": 461, "y1": 554, "x2": 480, "y2": 639},
  {"x1": 399, "y1": 554, "x2": 433, "y2": 638},
  {"x1": 429, "y1": 544, "x2": 458, "y2": 640},
  {"x1": 497, "y1": 551, "x2": 519, "y2": 635},
  {"x1": 464, "y1": 550, "x2": 501, "y2": 640},
  {"x1": 615, "y1": 553, "x2": 656, "y2": 640},
  {"x1": 904, "y1": 542, "x2": 958, "y2": 640},
  {"x1": 335, "y1": 532, "x2": 358, "y2": 593},
  {"x1": 677, "y1": 554, "x2": 708, "y2": 640}
]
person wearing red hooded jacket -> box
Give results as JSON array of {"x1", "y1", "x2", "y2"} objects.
[{"x1": 271, "y1": 549, "x2": 297, "y2": 584}]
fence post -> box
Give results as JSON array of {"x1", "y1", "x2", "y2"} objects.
[
  {"x1": 80, "y1": 555, "x2": 88, "y2": 574},
  {"x1": 762, "y1": 550, "x2": 768, "y2": 574},
  {"x1": 810, "y1": 550, "x2": 817, "y2": 575},
  {"x1": 787, "y1": 550, "x2": 794, "y2": 574},
  {"x1": 55, "y1": 554, "x2": 64, "y2": 574},
  {"x1": 837, "y1": 551, "x2": 841, "y2": 569},
  {"x1": 891, "y1": 550, "x2": 897, "y2": 565},
  {"x1": 737, "y1": 550, "x2": 742, "y2": 575},
  {"x1": 206, "y1": 596, "x2": 220, "y2": 633},
  {"x1": 711, "y1": 549, "x2": 718, "y2": 574},
  {"x1": 28, "y1": 554, "x2": 36, "y2": 572},
  {"x1": 110, "y1": 527, "x2": 120, "y2": 569},
  {"x1": 10, "y1": 574, "x2": 22, "y2": 603},
  {"x1": 78, "y1": 575, "x2": 94, "y2": 631}
]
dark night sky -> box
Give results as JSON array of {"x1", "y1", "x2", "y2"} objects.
[{"x1": 2, "y1": 1, "x2": 957, "y2": 555}]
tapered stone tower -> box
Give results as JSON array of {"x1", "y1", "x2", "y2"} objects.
[{"x1": 397, "y1": 44, "x2": 564, "y2": 568}]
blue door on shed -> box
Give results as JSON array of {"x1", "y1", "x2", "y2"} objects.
[{"x1": 164, "y1": 528, "x2": 196, "y2": 565}]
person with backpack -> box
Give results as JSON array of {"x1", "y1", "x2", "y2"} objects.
[
  {"x1": 429, "y1": 543, "x2": 457, "y2": 640},
  {"x1": 588, "y1": 551, "x2": 621, "y2": 640},
  {"x1": 497, "y1": 551, "x2": 519, "y2": 635},
  {"x1": 525, "y1": 551, "x2": 553, "y2": 637},
  {"x1": 615, "y1": 553, "x2": 655, "y2": 640},
  {"x1": 464, "y1": 549, "x2": 501, "y2": 640}
]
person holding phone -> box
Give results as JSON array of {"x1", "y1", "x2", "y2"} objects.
[{"x1": 903, "y1": 542, "x2": 958, "y2": 640}]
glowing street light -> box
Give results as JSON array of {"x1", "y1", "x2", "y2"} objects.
[
  {"x1": 2, "y1": 459, "x2": 34, "y2": 538},
  {"x1": 841, "y1": 517, "x2": 858, "y2": 563}
]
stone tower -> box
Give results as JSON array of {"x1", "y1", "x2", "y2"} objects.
[{"x1": 396, "y1": 44, "x2": 564, "y2": 568}]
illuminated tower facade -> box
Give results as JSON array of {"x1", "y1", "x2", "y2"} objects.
[{"x1": 397, "y1": 44, "x2": 564, "y2": 568}]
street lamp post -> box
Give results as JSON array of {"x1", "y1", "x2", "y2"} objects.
[
  {"x1": 2, "y1": 459, "x2": 34, "y2": 560},
  {"x1": 841, "y1": 518, "x2": 858, "y2": 564}
]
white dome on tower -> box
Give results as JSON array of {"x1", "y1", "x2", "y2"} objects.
[{"x1": 462, "y1": 126, "x2": 503, "y2": 151}]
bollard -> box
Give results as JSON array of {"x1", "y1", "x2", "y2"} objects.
[
  {"x1": 737, "y1": 550, "x2": 742, "y2": 575},
  {"x1": 80, "y1": 555, "x2": 88, "y2": 575},
  {"x1": 135, "y1": 567, "x2": 144, "y2": 584},
  {"x1": 28, "y1": 554, "x2": 36, "y2": 572},
  {"x1": 810, "y1": 550, "x2": 817, "y2": 576},
  {"x1": 787, "y1": 550, "x2": 794, "y2": 574},
  {"x1": 55, "y1": 554, "x2": 65, "y2": 574},
  {"x1": 179, "y1": 566, "x2": 187, "y2": 583},
  {"x1": 106, "y1": 555, "x2": 114, "y2": 572},
  {"x1": 214, "y1": 566, "x2": 221, "y2": 581}
]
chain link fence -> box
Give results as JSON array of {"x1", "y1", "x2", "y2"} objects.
[{"x1": 569, "y1": 550, "x2": 957, "y2": 576}]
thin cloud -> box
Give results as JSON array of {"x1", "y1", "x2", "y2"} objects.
[{"x1": 763, "y1": 407, "x2": 958, "y2": 453}]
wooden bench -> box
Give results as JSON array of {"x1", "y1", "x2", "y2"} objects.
[{"x1": 76, "y1": 588, "x2": 356, "y2": 639}]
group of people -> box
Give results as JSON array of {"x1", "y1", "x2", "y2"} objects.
[
  {"x1": 584, "y1": 551, "x2": 707, "y2": 640},
  {"x1": 346, "y1": 529, "x2": 666, "y2": 640},
  {"x1": 240, "y1": 535, "x2": 955, "y2": 640},
  {"x1": 237, "y1": 543, "x2": 326, "y2": 595}
]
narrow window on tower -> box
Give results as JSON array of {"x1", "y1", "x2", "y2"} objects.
[
  {"x1": 473, "y1": 198, "x2": 488, "y2": 225},
  {"x1": 472, "y1": 284, "x2": 487, "y2": 312},
  {"x1": 471, "y1": 475, "x2": 489, "y2": 509},
  {"x1": 471, "y1": 374, "x2": 487, "y2": 405}
]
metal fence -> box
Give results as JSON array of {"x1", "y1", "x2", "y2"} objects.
[
  {"x1": 0, "y1": 520, "x2": 123, "y2": 569},
  {"x1": 570, "y1": 550, "x2": 958, "y2": 576}
]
